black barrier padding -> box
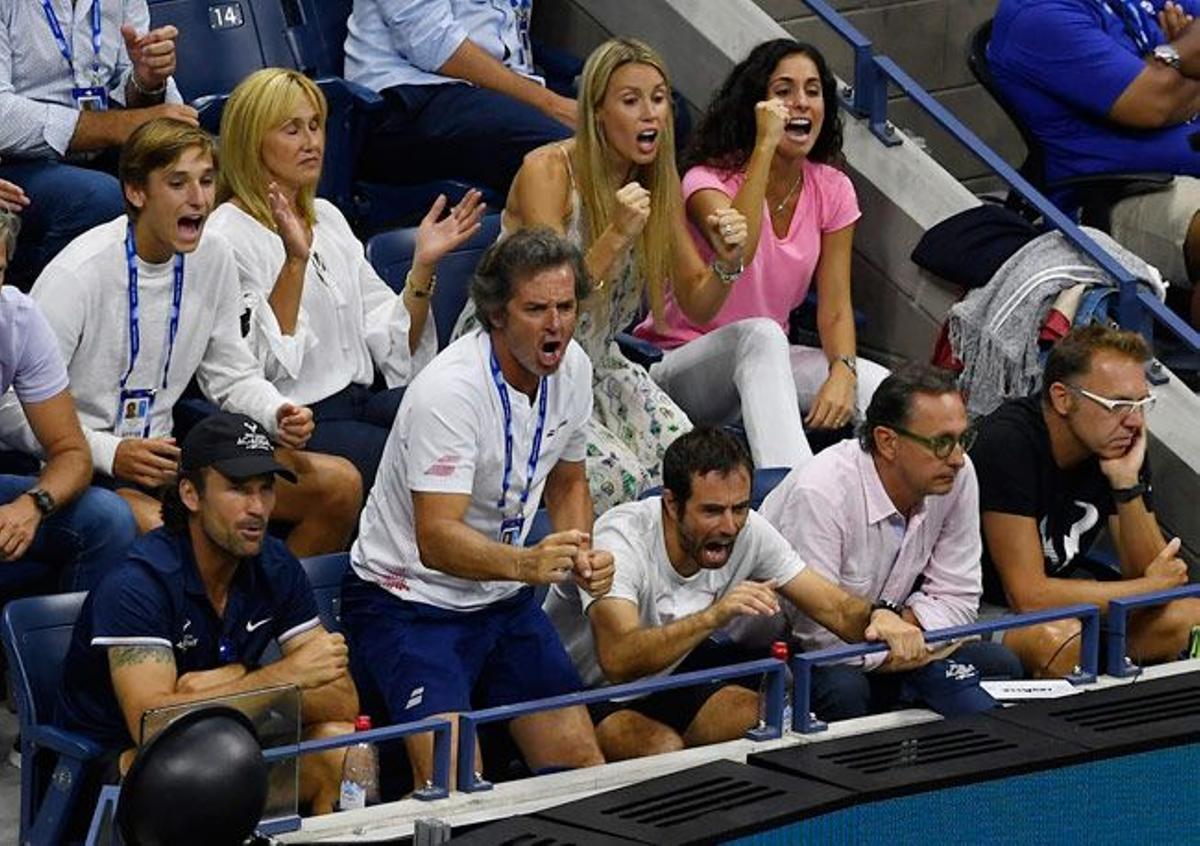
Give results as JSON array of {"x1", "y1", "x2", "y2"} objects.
[
  {"x1": 988, "y1": 673, "x2": 1200, "y2": 753},
  {"x1": 532, "y1": 759, "x2": 851, "y2": 845},
  {"x1": 448, "y1": 815, "x2": 641, "y2": 845},
  {"x1": 749, "y1": 714, "x2": 1088, "y2": 802}
]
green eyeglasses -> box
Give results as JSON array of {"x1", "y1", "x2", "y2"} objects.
[{"x1": 891, "y1": 425, "x2": 978, "y2": 459}]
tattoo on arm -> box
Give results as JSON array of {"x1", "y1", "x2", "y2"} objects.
[{"x1": 108, "y1": 645, "x2": 174, "y2": 669}]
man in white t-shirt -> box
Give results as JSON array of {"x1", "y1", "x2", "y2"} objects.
[
  {"x1": 343, "y1": 228, "x2": 612, "y2": 788},
  {"x1": 544, "y1": 427, "x2": 927, "y2": 762},
  {"x1": 0, "y1": 118, "x2": 361, "y2": 555}
]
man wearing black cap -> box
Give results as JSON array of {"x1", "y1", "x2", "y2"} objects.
[{"x1": 57, "y1": 412, "x2": 358, "y2": 816}]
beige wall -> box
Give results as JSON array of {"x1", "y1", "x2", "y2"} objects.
[{"x1": 755, "y1": 0, "x2": 1016, "y2": 193}]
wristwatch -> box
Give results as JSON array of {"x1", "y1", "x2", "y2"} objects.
[
  {"x1": 870, "y1": 598, "x2": 903, "y2": 617},
  {"x1": 832, "y1": 355, "x2": 858, "y2": 377},
  {"x1": 1153, "y1": 44, "x2": 1182, "y2": 71},
  {"x1": 1112, "y1": 482, "x2": 1149, "y2": 504},
  {"x1": 25, "y1": 487, "x2": 56, "y2": 516}
]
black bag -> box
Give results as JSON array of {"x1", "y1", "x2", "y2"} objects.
[{"x1": 911, "y1": 203, "x2": 1043, "y2": 290}]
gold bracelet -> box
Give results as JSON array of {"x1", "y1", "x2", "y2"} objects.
[{"x1": 405, "y1": 269, "x2": 437, "y2": 298}]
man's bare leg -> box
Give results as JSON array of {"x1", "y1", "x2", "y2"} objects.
[
  {"x1": 1002, "y1": 619, "x2": 1083, "y2": 678},
  {"x1": 509, "y1": 705, "x2": 604, "y2": 772},
  {"x1": 594, "y1": 710, "x2": 683, "y2": 762},
  {"x1": 682, "y1": 685, "x2": 759, "y2": 748},
  {"x1": 273, "y1": 450, "x2": 362, "y2": 556}
]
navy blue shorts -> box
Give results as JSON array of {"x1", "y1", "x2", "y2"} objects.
[{"x1": 341, "y1": 575, "x2": 585, "y2": 723}]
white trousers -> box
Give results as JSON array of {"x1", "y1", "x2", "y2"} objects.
[{"x1": 649, "y1": 318, "x2": 890, "y2": 469}]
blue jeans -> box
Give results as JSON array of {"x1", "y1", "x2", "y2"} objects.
[
  {"x1": 0, "y1": 475, "x2": 138, "y2": 593},
  {"x1": 361, "y1": 83, "x2": 572, "y2": 195},
  {"x1": 809, "y1": 640, "x2": 1024, "y2": 722},
  {"x1": 0, "y1": 159, "x2": 124, "y2": 290}
]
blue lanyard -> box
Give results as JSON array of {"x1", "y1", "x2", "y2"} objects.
[
  {"x1": 121, "y1": 224, "x2": 185, "y2": 390},
  {"x1": 488, "y1": 339, "x2": 548, "y2": 516},
  {"x1": 506, "y1": 0, "x2": 532, "y2": 68},
  {"x1": 1095, "y1": 0, "x2": 1156, "y2": 54},
  {"x1": 40, "y1": 0, "x2": 104, "y2": 84}
]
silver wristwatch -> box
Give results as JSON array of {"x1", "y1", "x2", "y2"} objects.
[
  {"x1": 832, "y1": 355, "x2": 858, "y2": 377},
  {"x1": 1153, "y1": 44, "x2": 1182, "y2": 71}
]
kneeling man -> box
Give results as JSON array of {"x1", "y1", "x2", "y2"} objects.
[{"x1": 544, "y1": 427, "x2": 927, "y2": 762}]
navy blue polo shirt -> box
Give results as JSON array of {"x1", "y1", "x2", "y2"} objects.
[{"x1": 57, "y1": 528, "x2": 321, "y2": 751}]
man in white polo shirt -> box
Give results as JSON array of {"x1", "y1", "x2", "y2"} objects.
[
  {"x1": 544, "y1": 426, "x2": 928, "y2": 761},
  {"x1": 343, "y1": 228, "x2": 612, "y2": 788}
]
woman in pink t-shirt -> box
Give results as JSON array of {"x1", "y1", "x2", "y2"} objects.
[{"x1": 635, "y1": 40, "x2": 888, "y2": 469}]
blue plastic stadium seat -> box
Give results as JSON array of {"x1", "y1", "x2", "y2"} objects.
[
  {"x1": 366, "y1": 213, "x2": 502, "y2": 349},
  {"x1": 639, "y1": 466, "x2": 792, "y2": 510},
  {"x1": 299, "y1": 552, "x2": 349, "y2": 631},
  {"x1": 2, "y1": 593, "x2": 103, "y2": 845}
]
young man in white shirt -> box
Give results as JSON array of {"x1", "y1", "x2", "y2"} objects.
[
  {"x1": 343, "y1": 228, "x2": 612, "y2": 788},
  {"x1": 544, "y1": 426, "x2": 927, "y2": 762},
  {"x1": 0, "y1": 118, "x2": 361, "y2": 555}
]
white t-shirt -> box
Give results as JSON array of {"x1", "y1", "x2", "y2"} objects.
[
  {"x1": 206, "y1": 200, "x2": 437, "y2": 405},
  {"x1": 351, "y1": 329, "x2": 593, "y2": 610},
  {"x1": 0, "y1": 217, "x2": 290, "y2": 474},
  {"x1": 543, "y1": 497, "x2": 807, "y2": 688}
]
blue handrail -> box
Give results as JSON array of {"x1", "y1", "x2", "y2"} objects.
[
  {"x1": 802, "y1": 1, "x2": 1200, "y2": 354},
  {"x1": 1105, "y1": 583, "x2": 1200, "y2": 677},
  {"x1": 454, "y1": 657, "x2": 786, "y2": 793},
  {"x1": 258, "y1": 716, "x2": 454, "y2": 835},
  {"x1": 790, "y1": 603, "x2": 1101, "y2": 734}
]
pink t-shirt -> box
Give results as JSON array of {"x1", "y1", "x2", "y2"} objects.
[{"x1": 634, "y1": 158, "x2": 861, "y2": 349}]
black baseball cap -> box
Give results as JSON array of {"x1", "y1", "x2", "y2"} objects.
[{"x1": 180, "y1": 413, "x2": 297, "y2": 483}]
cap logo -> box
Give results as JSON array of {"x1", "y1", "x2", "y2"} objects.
[{"x1": 236, "y1": 421, "x2": 272, "y2": 453}]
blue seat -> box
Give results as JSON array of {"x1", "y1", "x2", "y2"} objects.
[
  {"x1": 1, "y1": 592, "x2": 102, "y2": 845},
  {"x1": 299, "y1": 552, "x2": 349, "y2": 631},
  {"x1": 639, "y1": 466, "x2": 792, "y2": 510},
  {"x1": 366, "y1": 213, "x2": 502, "y2": 349}
]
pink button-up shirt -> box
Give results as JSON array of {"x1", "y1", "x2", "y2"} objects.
[{"x1": 759, "y1": 439, "x2": 982, "y2": 669}]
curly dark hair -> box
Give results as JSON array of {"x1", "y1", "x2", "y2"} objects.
[{"x1": 681, "y1": 39, "x2": 843, "y2": 175}]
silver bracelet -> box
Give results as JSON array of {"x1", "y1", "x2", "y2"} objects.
[
  {"x1": 129, "y1": 73, "x2": 167, "y2": 98},
  {"x1": 711, "y1": 257, "x2": 743, "y2": 286}
]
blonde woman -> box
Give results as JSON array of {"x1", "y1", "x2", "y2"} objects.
[
  {"x1": 455, "y1": 39, "x2": 747, "y2": 511},
  {"x1": 207, "y1": 69, "x2": 484, "y2": 491}
]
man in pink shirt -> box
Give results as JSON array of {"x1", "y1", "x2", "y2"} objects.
[{"x1": 760, "y1": 364, "x2": 1022, "y2": 720}]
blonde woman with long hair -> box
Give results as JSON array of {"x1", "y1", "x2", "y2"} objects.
[
  {"x1": 206, "y1": 68, "x2": 484, "y2": 491},
  {"x1": 454, "y1": 39, "x2": 747, "y2": 511}
]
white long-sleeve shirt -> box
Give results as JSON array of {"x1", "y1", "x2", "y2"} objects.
[
  {"x1": 0, "y1": 217, "x2": 291, "y2": 474},
  {"x1": 205, "y1": 199, "x2": 436, "y2": 405}
]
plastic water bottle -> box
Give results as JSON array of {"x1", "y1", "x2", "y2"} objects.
[
  {"x1": 339, "y1": 715, "x2": 380, "y2": 811},
  {"x1": 771, "y1": 640, "x2": 794, "y2": 732}
]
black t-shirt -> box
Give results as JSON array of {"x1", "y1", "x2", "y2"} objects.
[{"x1": 971, "y1": 396, "x2": 1149, "y2": 605}]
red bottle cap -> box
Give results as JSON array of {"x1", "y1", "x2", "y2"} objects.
[
  {"x1": 355, "y1": 715, "x2": 372, "y2": 732},
  {"x1": 771, "y1": 641, "x2": 790, "y2": 661}
]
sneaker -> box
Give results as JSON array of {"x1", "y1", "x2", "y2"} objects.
[{"x1": 7, "y1": 735, "x2": 19, "y2": 769}]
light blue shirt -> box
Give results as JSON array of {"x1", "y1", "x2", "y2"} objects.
[
  {"x1": 344, "y1": 0, "x2": 540, "y2": 92},
  {"x1": 0, "y1": 0, "x2": 182, "y2": 159}
]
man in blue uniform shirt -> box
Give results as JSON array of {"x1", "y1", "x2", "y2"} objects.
[
  {"x1": 57, "y1": 412, "x2": 358, "y2": 815},
  {"x1": 989, "y1": 0, "x2": 1200, "y2": 326}
]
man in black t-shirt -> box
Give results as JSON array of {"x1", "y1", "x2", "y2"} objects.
[{"x1": 972, "y1": 326, "x2": 1197, "y2": 676}]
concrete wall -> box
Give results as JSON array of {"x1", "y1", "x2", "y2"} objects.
[{"x1": 759, "y1": 0, "x2": 1017, "y2": 194}]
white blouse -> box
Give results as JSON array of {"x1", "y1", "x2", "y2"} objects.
[{"x1": 206, "y1": 199, "x2": 437, "y2": 405}]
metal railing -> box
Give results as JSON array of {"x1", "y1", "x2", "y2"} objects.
[
  {"x1": 258, "y1": 716, "x2": 454, "y2": 835},
  {"x1": 1105, "y1": 584, "x2": 1200, "y2": 677},
  {"x1": 803, "y1": 0, "x2": 1200, "y2": 353},
  {"x1": 454, "y1": 658, "x2": 787, "y2": 792},
  {"x1": 790, "y1": 604, "x2": 1102, "y2": 734}
]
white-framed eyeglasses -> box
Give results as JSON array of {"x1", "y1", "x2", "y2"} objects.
[{"x1": 1066, "y1": 384, "x2": 1156, "y2": 417}]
